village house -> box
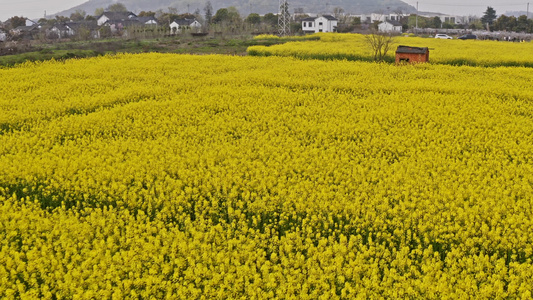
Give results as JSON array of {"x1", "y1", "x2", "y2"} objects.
[
  {"x1": 302, "y1": 15, "x2": 338, "y2": 33},
  {"x1": 97, "y1": 11, "x2": 137, "y2": 26},
  {"x1": 99, "y1": 13, "x2": 161, "y2": 35},
  {"x1": 49, "y1": 23, "x2": 76, "y2": 39},
  {"x1": 135, "y1": 16, "x2": 158, "y2": 25},
  {"x1": 11, "y1": 24, "x2": 41, "y2": 39},
  {"x1": 169, "y1": 19, "x2": 201, "y2": 34},
  {"x1": 66, "y1": 22, "x2": 101, "y2": 39},
  {"x1": 354, "y1": 13, "x2": 407, "y2": 24},
  {"x1": 105, "y1": 19, "x2": 143, "y2": 34},
  {"x1": 378, "y1": 20, "x2": 403, "y2": 32}
]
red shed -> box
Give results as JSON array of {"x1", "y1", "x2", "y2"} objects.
[{"x1": 395, "y1": 45, "x2": 429, "y2": 64}]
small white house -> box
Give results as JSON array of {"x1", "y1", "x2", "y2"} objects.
[
  {"x1": 97, "y1": 11, "x2": 137, "y2": 26},
  {"x1": 378, "y1": 20, "x2": 403, "y2": 33},
  {"x1": 169, "y1": 19, "x2": 202, "y2": 34},
  {"x1": 302, "y1": 15, "x2": 338, "y2": 33}
]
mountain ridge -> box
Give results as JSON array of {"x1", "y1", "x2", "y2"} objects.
[{"x1": 53, "y1": 0, "x2": 417, "y2": 19}]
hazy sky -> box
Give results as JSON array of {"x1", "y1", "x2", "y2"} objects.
[
  {"x1": 0, "y1": 0, "x2": 531, "y2": 22},
  {"x1": 1, "y1": 0, "x2": 88, "y2": 22}
]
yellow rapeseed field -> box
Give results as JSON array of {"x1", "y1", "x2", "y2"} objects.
[
  {"x1": 248, "y1": 33, "x2": 533, "y2": 67},
  {"x1": 1, "y1": 52, "x2": 533, "y2": 299}
]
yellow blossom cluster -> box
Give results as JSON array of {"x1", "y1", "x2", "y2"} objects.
[
  {"x1": 248, "y1": 33, "x2": 533, "y2": 67},
  {"x1": 1, "y1": 53, "x2": 533, "y2": 298}
]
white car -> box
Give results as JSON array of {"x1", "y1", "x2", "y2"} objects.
[{"x1": 435, "y1": 34, "x2": 453, "y2": 39}]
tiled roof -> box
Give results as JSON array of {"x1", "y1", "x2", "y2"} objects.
[
  {"x1": 396, "y1": 45, "x2": 429, "y2": 54},
  {"x1": 100, "y1": 11, "x2": 136, "y2": 20},
  {"x1": 136, "y1": 16, "x2": 157, "y2": 24},
  {"x1": 384, "y1": 20, "x2": 402, "y2": 26},
  {"x1": 322, "y1": 15, "x2": 338, "y2": 20}
]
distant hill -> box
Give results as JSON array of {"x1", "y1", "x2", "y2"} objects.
[
  {"x1": 53, "y1": 0, "x2": 416, "y2": 18},
  {"x1": 502, "y1": 11, "x2": 531, "y2": 18}
]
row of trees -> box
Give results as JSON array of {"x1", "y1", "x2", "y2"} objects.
[
  {"x1": 477, "y1": 7, "x2": 533, "y2": 33},
  {"x1": 381, "y1": 7, "x2": 533, "y2": 33}
]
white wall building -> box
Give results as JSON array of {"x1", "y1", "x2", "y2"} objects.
[
  {"x1": 378, "y1": 20, "x2": 403, "y2": 32},
  {"x1": 97, "y1": 12, "x2": 137, "y2": 26},
  {"x1": 420, "y1": 13, "x2": 472, "y2": 25},
  {"x1": 302, "y1": 15, "x2": 338, "y2": 33},
  {"x1": 169, "y1": 19, "x2": 202, "y2": 34},
  {"x1": 354, "y1": 13, "x2": 407, "y2": 24}
]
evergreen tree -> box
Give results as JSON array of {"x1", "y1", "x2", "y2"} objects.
[
  {"x1": 204, "y1": 1, "x2": 213, "y2": 25},
  {"x1": 481, "y1": 7, "x2": 497, "y2": 30}
]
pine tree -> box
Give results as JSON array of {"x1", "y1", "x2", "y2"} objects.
[{"x1": 481, "y1": 7, "x2": 497, "y2": 30}]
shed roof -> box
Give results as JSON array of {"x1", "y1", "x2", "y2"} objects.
[{"x1": 396, "y1": 45, "x2": 429, "y2": 54}]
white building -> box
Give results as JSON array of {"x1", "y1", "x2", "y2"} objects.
[
  {"x1": 420, "y1": 13, "x2": 471, "y2": 26},
  {"x1": 354, "y1": 13, "x2": 407, "y2": 24},
  {"x1": 169, "y1": 19, "x2": 202, "y2": 34},
  {"x1": 49, "y1": 23, "x2": 76, "y2": 39},
  {"x1": 378, "y1": 20, "x2": 403, "y2": 32},
  {"x1": 302, "y1": 15, "x2": 338, "y2": 33},
  {"x1": 97, "y1": 11, "x2": 137, "y2": 26}
]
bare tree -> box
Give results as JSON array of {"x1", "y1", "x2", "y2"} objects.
[
  {"x1": 364, "y1": 30, "x2": 395, "y2": 62},
  {"x1": 333, "y1": 7, "x2": 344, "y2": 19},
  {"x1": 168, "y1": 7, "x2": 179, "y2": 15}
]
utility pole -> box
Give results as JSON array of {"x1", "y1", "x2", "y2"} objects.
[
  {"x1": 527, "y1": 3, "x2": 530, "y2": 19},
  {"x1": 415, "y1": 1, "x2": 418, "y2": 30}
]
